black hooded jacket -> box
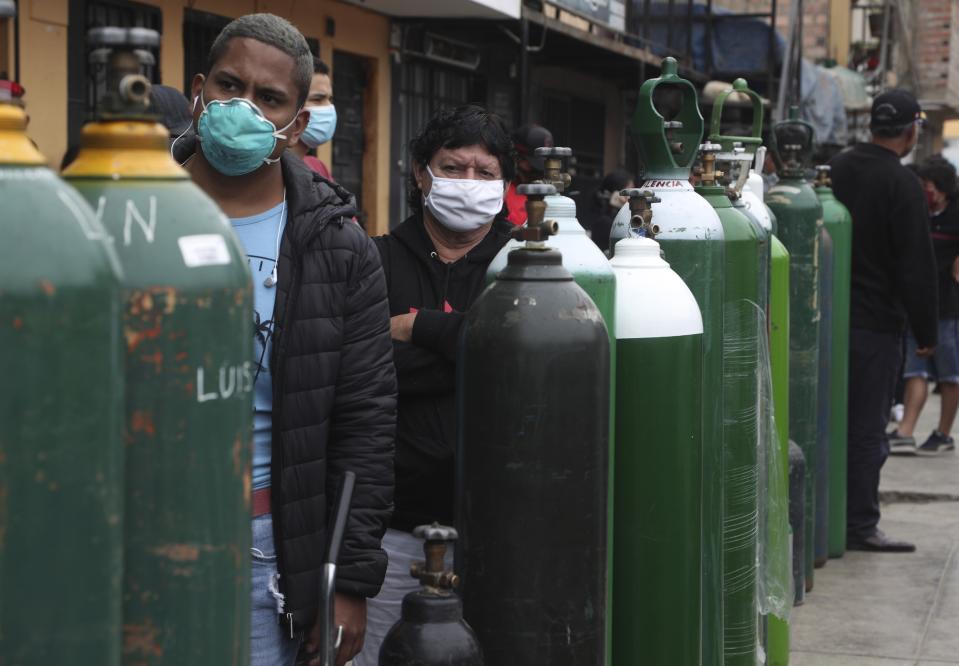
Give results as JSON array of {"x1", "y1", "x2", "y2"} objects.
[
  {"x1": 373, "y1": 213, "x2": 513, "y2": 531},
  {"x1": 174, "y1": 134, "x2": 397, "y2": 631}
]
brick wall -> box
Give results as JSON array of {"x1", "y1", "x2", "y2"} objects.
[
  {"x1": 711, "y1": 0, "x2": 830, "y2": 61},
  {"x1": 896, "y1": 0, "x2": 959, "y2": 111},
  {"x1": 915, "y1": 0, "x2": 954, "y2": 102}
]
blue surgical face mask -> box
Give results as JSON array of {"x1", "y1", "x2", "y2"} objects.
[
  {"x1": 300, "y1": 105, "x2": 337, "y2": 149},
  {"x1": 196, "y1": 90, "x2": 298, "y2": 177}
]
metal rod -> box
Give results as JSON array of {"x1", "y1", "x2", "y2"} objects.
[
  {"x1": 12, "y1": 0, "x2": 18, "y2": 82},
  {"x1": 769, "y1": 0, "x2": 778, "y2": 103},
  {"x1": 520, "y1": 14, "x2": 529, "y2": 127},
  {"x1": 666, "y1": 0, "x2": 675, "y2": 51},
  {"x1": 776, "y1": 0, "x2": 801, "y2": 120},
  {"x1": 796, "y1": 0, "x2": 804, "y2": 104},
  {"x1": 876, "y1": 0, "x2": 891, "y2": 90},
  {"x1": 705, "y1": 0, "x2": 714, "y2": 76},
  {"x1": 644, "y1": 0, "x2": 653, "y2": 44}
]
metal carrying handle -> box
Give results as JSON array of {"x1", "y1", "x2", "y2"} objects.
[
  {"x1": 632, "y1": 57, "x2": 705, "y2": 176},
  {"x1": 708, "y1": 78, "x2": 764, "y2": 152},
  {"x1": 771, "y1": 106, "x2": 816, "y2": 173},
  {"x1": 295, "y1": 471, "x2": 356, "y2": 666}
]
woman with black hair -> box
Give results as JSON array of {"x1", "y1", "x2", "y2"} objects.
[{"x1": 353, "y1": 105, "x2": 515, "y2": 664}]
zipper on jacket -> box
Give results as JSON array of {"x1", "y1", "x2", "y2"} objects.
[{"x1": 270, "y1": 244, "x2": 300, "y2": 613}]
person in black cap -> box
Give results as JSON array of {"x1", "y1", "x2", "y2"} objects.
[
  {"x1": 504, "y1": 123, "x2": 553, "y2": 225},
  {"x1": 829, "y1": 88, "x2": 938, "y2": 552}
]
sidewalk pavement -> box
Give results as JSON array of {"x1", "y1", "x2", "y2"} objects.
[{"x1": 789, "y1": 394, "x2": 959, "y2": 665}]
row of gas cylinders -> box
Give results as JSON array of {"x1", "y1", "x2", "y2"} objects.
[
  {"x1": 1, "y1": 29, "x2": 256, "y2": 665},
  {"x1": 0, "y1": 33, "x2": 849, "y2": 666},
  {"x1": 445, "y1": 59, "x2": 854, "y2": 666}
]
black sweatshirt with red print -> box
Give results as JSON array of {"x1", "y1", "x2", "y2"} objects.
[{"x1": 374, "y1": 212, "x2": 513, "y2": 531}]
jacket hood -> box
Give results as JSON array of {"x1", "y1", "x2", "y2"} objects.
[
  {"x1": 390, "y1": 212, "x2": 514, "y2": 270},
  {"x1": 171, "y1": 129, "x2": 357, "y2": 248}
]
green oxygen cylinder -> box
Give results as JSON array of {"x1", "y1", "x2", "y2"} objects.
[
  {"x1": 767, "y1": 234, "x2": 792, "y2": 666},
  {"x1": 746, "y1": 162, "x2": 793, "y2": 666},
  {"x1": 708, "y1": 78, "x2": 770, "y2": 316},
  {"x1": 695, "y1": 144, "x2": 762, "y2": 666},
  {"x1": 0, "y1": 80, "x2": 124, "y2": 663},
  {"x1": 63, "y1": 29, "x2": 253, "y2": 665},
  {"x1": 815, "y1": 165, "x2": 852, "y2": 559},
  {"x1": 747, "y1": 165, "x2": 793, "y2": 666},
  {"x1": 609, "y1": 190, "x2": 704, "y2": 666},
  {"x1": 709, "y1": 79, "x2": 794, "y2": 664},
  {"x1": 486, "y1": 148, "x2": 616, "y2": 659},
  {"x1": 610, "y1": 56, "x2": 725, "y2": 665},
  {"x1": 765, "y1": 107, "x2": 823, "y2": 593}
]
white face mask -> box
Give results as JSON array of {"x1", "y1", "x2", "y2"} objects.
[{"x1": 423, "y1": 165, "x2": 504, "y2": 232}]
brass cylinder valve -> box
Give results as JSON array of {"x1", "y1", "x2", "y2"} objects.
[
  {"x1": 664, "y1": 120, "x2": 685, "y2": 155},
  {"x1": 621, "y1": 188, "x2": 662, "y2": 238},
  {"x1": 409, "y1": 523, "x2": 460, "y2": 594},
  {"x1": 815, "y1": 164, "x2": 832, "y2": 188},
  {"x1": 534, "y1": 146, "x2": 573, "y2": 194},
  {"x1": 694, "y1": 142, "x2": 724, "y2": 187},
  {"x1": 513, "y1": 183, "x2": 560, "y2": 246},
  {"x1": 88, "y1": 27, "x2": 160, "y2": 118}
]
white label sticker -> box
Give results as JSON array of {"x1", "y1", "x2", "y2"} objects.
[
  {"x1": 768, "y1": 185, "x2": 802, "y2": 195},
  {"x1": 177, "y1": 234, "x2": 231, "y2": 267}
]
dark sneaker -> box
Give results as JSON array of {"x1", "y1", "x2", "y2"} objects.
[
  {"x1": 917, "y1": 430, "x2": 956, "y2": 455},
  {"x1": 888, "y1": 430, "x2": 917, "y2": 455},
  {"x1": 847, "y1": 530, "x2": 916, "y2": 553}
]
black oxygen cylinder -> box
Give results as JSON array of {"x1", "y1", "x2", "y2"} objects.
[
  {"x1": 457, "y1": 184, "x2": 611, "y2": 666},
  {"x1": 379, "y1": 524, "x2": 483, "y2": 666}
]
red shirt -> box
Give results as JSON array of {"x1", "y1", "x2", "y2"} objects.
[
  {"x1": 505, "y1": 181, "x2": 527, "y2": 226},
  {"x1": 304, "y1": 156, "x2": 333, "y2": 181}
]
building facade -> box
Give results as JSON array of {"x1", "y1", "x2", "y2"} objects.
[{"x1": 11, "y1": 0, "x2": 396, "y2": 234}]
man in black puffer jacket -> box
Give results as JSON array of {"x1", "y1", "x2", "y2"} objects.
[
  {"x1": 174, "y1": 14, "x2": 395, "y2": 665},
  {"x1": 352, "y1": 105, "x2": 515, "y2": 665}
]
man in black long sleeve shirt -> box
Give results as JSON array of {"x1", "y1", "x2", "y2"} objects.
[{"x1": 829, "y1": 89, "x2": 937, "y2": 552}]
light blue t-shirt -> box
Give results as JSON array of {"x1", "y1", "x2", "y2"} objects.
[{"x1": 231, "y1": 201, "x2": 286, "y2": 491}]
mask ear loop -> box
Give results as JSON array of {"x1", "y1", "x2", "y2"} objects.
[
  {"x1": 264, "y1": 108, "x2": 304, "y2": 166},
  {"x1": 170, "y1": 95, "x2": 200, "y2": 166}
]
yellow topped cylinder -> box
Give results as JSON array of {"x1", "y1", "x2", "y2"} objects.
[
  {"x1": 63, "y1": 120, "x2": 185, "y2": 179},
  {"x1": 0, "y1": 104, "x2": 46, "y2": 165}
]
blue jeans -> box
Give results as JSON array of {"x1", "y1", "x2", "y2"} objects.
[
  {"x1": 352, "y1": 528, "x2": 454, "y2": 666},
  {"x1": 251, "y1": 514, "x2": 301, "y2": 666},
  {"x1": 903, "y1": 319, "x2": 959, "y2": 382}
]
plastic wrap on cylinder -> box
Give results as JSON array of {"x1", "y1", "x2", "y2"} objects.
[
  {"x1": 722, "y1": 298, "x2": 761, "y2": 660},
  {"x1": 756, "y1": 304, "x2": 794, "y2": 623}
]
